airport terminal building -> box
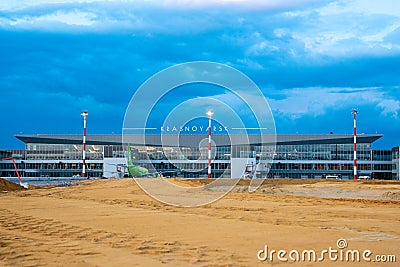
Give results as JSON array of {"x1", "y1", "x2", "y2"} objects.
[{"x1": 0, "y1": 133, "x2": 397, "y2": 180}]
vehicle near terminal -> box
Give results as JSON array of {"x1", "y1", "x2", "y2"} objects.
[
  {"x1": 325, "y1": 175, "x2": 340, "y2": 180},
  {"x1": 358, "y1": 175, "x2": 371, "y2": 180}
]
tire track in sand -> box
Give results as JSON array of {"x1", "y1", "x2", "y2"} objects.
[{"x1": 0, "y1": 208, "x2": 238, "y2": 266}]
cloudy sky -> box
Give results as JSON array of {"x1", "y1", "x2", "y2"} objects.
[{"x1": 0, "y1": 0, "x2": 399, "y2": 149}]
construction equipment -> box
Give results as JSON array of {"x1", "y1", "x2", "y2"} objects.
[
  {"x1": 1, "y1": 157, "x2": 29, "y2": 189},
  {"x1": 243, "y1": 163, "x2": 260, "y2": 179}
]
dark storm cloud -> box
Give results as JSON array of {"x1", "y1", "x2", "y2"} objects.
[{"x1": 0, "y1": 0, "x2": 399, "y2": 148}]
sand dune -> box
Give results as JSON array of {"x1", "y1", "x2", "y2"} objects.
[{"x1": 0, "y1": 178, "x2": 399, "y2": 266}]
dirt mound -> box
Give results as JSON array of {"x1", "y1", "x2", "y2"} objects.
[
  {"x1": 0, "y1": 178, "x2": 26, "y2": 191},
  {"x1": 382, "y1": 191, "x2": 400, "y2": 200}
]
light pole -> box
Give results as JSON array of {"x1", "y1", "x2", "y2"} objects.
[
  {"x1": 81, "y1": 111, "x2": 88, "y2": 178},
  {"x1": 206, "y1": 110, "x2": 213, "y2": 178},
  {"x1": 352, "y1": 109, "x2": 358, "y2": 180}
]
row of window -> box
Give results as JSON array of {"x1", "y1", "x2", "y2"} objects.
[
  {"x1": 21, "y1": 143, "x2": 394, "y2": 162},
  {"x1": 26, "y1": 153, "x2": 103, "y2": 160},
  {"x1": 0, "y1": 163, "x2": 103, "y2": 170},
  {"x1": 130, "y1": 143, "x2": 376, "y2": 161},
  {"x1": 0, "y1": 171, "x2": 103, "y2": 178},
  {"x1": 150, "y1": 162, "x2": 230, "y2": 171},
  {"x1": 272, "y1": 163, "x2": 392, "y2": 171}
]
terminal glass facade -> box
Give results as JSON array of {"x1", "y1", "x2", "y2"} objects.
[
  {"x1": 127, "y1": 135, "x2": 390, "y2": 179},
  {"x1": 0, "y1": 134, "x2": 395, "y2": 180},
  {"x1": 26, "y1": 144, "x2": 103, "y2": 160}
]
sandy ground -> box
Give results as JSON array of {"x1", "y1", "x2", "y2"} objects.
[{"x1": 0, "y1": 178, "x2": 399, "y2": 266}]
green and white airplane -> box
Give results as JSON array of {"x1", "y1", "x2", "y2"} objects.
[{"x1": 126, "y1": 144, "x2": 153, "y2": 177}]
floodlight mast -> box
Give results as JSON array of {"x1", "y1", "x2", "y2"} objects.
[{"x1": 81, "y1": 111, "x2": 88, "y2": 178}]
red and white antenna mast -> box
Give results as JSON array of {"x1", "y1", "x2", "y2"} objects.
[
  {"x1": 81, "y1": 111, "x2": 88, "y2": 178},
  {"x1": 352, "y1": 109, "x2": 358, "y2": 180},
  {"x1": 206, "y1": 110, "x2": 213, "y2": 178}
]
